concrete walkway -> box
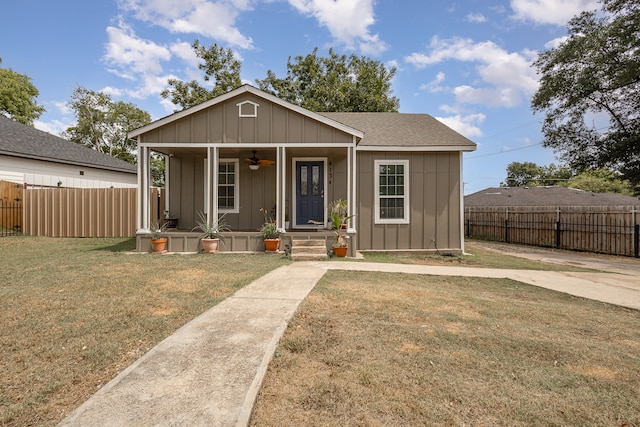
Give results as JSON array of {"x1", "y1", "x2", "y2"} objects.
[{"x1": 60, "y1": 252, "x2": 640, "y2": 427}]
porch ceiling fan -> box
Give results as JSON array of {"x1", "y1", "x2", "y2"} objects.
[{"x1": 245, "y1": 150, "x2": 274, "y2": 170}]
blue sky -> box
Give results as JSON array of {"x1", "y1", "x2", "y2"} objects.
[{"x1": 0, "y1": 0, "x2": 600, "y2": 194}]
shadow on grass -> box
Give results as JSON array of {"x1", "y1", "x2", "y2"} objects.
[{"x1": 91, "y1": 237, "x2": 137, "y2": 252}]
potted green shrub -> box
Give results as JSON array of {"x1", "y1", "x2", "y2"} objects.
[
  {"x1": 259, "y1": 208, "x2": 281, "y2": 252},
  {"x1": 149, "y1": 222, "x2": 168, "y2": 253},
  {"x1": 328, "y1": 199, "x2": 354, "y2": 257},
  {"x1": 193, "y1": 211, "x2": 230, "y2": 253}
]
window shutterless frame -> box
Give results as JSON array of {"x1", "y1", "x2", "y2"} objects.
[{"x1": 374, "y1": 159, "x2": 410, "y2": 224}]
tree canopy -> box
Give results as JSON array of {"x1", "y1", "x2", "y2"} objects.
[
  {"x1": 161, "y1": 43, "x2": 400, "y2": 113},
  {"x1": 256, "y1": 47, "x2": 399, "y2": 112},
  {"x1": 531, "y1": 0, "x2": 640, "y2": 187},
  {"x1": 502, "y1": 161, "x2": 636, "y2": 195},
  {"x1": 161, "y1": 40, "x2": 242, "y2": 110},
  {"x1": 63, "y1": 86, "x2": 151, "y2": 164},
  {"x1": 0, "y1": 65, "x2": 45, "y2": 125}
]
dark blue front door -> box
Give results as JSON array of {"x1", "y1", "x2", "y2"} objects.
[{"x1": 296, "y1": 161, "x2": 324, "y2": 226}]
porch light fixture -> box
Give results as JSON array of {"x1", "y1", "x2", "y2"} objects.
[{"x1": 249, "y1": 164, "x2": 260, "y2": 171}]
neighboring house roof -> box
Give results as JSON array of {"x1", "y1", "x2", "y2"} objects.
[
  {"x1": 0, "y1": 115, "x2": 136, "y2": 174},
  {"x1": 465, "y1": 186, "x2": 640, "y2": 207},
  {"x1": 320, "y1": 112, "x2": 476, "y2": 151}
]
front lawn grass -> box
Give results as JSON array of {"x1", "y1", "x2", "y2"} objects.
[
  {"x1": 251, "y1": 271, "x2": 640, "y2": 426},
  {"x1": 0, "y1": 236, "x2": 290, "y2": 426}
]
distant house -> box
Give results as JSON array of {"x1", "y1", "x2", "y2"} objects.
[
  {"x1": 0, "y1": 115, "x2": 136, "y2": 188},
  {"x1": 129, "y1": 85, "x2": 476, "y2": 254},
  {"x1": 465, "y1": 186, "x2": 640, "y2": 207}
]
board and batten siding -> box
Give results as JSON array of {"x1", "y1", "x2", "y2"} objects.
[
  {"x1": 357, "y1": 151, "x2": 462, "y2": 252},
  {"x1": 140, "y1": 94, "x2": 353, "y2": 145}
]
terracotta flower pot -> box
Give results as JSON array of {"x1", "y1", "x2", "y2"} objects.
[
  {"x1": 333, "y1": 245, "x2": 348, "y2": 257},
  {"x1": 151, "y1": 237, "x2": 167, "y2": 253},
  {"x1": 201, "y1": 238, "x2": 220, "y2": 253},
  {"x1": 264, "y1": 238, "x2": 280, "y2": 252}
]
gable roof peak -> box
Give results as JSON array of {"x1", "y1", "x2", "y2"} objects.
[{"x1": 128, "y1": 84, "x2": 364, "y2": 139}]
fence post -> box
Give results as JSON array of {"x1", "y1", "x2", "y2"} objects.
[
  {"x1": 633, "y1": 206, "x2": 639, "y2": 258},
  {"x1": 505, "y1": 208, "x2": 509, "y2": 243},
  {"x1": 555, "y1": 208, "x2": 561, "y2": 249}
]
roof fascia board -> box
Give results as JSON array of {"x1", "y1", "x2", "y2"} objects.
[
  {"x1": 128, "y1": 85, "x2": 364, "y2": 139},
  {"x1": 356, "y1": 145, "x2": 477, "y2": 152}
]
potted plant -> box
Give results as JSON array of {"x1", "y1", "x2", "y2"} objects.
[
  {"x1": 149, "y1": 222, "x2": 168, "y2": 253},
  {"x1": 163, "y1": 211, "x2": 179, "y2": 229},
  {"x1": 329, "y1": 199, "x2": 354, "y2": 257},
  {"x1": 193, "y1": 211, "x2": 230, "y2": 253},
  {"x1": 328, "y1": 198, "x2": 348, "y2": 229},
  {"x1": 259, "y1": 207, "x2": 282, "y2": 252}
]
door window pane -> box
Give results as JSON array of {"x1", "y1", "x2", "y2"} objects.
[
  {"x1": 312, "y1": 166, "x2": 320, "y2": 195},
  {"x1": 300, "y1": 166, "x2": 308, "y2": 196}
]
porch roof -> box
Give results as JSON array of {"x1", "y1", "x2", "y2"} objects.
[{"x1": 320, "y1": 112, "x2": 477, "y2": 151}]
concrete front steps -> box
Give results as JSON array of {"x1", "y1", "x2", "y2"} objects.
[{"x1": 290, "y1": 238, "x2": 328, "y2": 261}]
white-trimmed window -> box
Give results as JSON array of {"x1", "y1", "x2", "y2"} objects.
[
  {"x1": 218, "y1": 159, "x2": 239, "y2": 213},
  {"x1": 375, "y1": 159, "x2": 409, "y2": 224}
]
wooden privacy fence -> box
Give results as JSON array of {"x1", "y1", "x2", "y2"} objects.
[
  {"x1": 21, "y1": 187, "x2": 162, "y2": 238},
  {"x1": 0, "y1": 180, "x2": 24, "y2": 236},
  {"x1": 465, "y1": 206, "x2": 640, "y2": 258}
]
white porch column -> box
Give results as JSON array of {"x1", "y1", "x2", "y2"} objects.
[
  {"x1": 137, "y1": 142, "x2": 150, "y2": 231},
  {"x1": 207, "y1": 146, "x2": 219, "y2": 223},
  {"x1": 347, "y1": 141, "x2": 357, "y2": 232},
  {"x1": 276, "y1": 146, "x2": 286, "y2": 229}
]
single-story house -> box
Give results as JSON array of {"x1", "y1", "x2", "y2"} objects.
[
  {"x1": 129, "y1": 85, "x2": 476, "y2": 254},
  {"x1": 0, "y1": 115, "x2": 137, "y2": 188},
  {"x1": 465, "y1": 186, "x2": 640, "y2": 207}
]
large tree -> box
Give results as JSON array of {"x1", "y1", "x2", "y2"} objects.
[
  {"x1": 63, "y1": 86, "x2": 151, "y2": 164},
  {"x1": 256, "y1": 47, "x2": 399, "y2": 112},
  {"x1": 0, "y1": 63, "x2": 45, "y2": 125},
  {"x1": 161, "y1": 40, "x2": 242, "y2": 110},
  {"x1": 531, "y1": 0, "x2": 640, "y2": 186}
]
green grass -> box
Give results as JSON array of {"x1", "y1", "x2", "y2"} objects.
[{"x1": 0, "y1": 236, "x2": 290, "y2": 427}]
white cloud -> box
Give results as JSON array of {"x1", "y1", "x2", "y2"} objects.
[
  {"x1": 34, "y1": 119, "x2": 72, "y2": 136},
  {"x1": 420, "y1": 72, "x2": 446, "y2": 93},
  {"x1": 544, "y1": 36, "x2": 570, "y2": 49},
  {"x1": 117, "y1": 0, "x2": 254, "y2": 48},
  {"x1": 510, "y1": 0, "x2": 599, "y2": 26},
  {"x1": 405, "y1": 37, "x2": 539, "y2": 109},
  {"x1": 287, "y1": 0, "x2": 387, "y2": 55},
  {"x1": 435, "y1": 113, "x2": 486, "y2": 139},
  {"x1": 104, "y1": 21, "x2": 172, "y2": 77},
  {"x1": 465, "y1": 13, "x2": 487, "y2": 23},
  {"x1": 52, "y1": 101, "x2": 72, "y2": 116}
]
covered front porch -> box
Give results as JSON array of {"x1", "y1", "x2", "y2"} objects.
[{"x1": 135, "y1": 144, "x2": 358, "y2": 254}]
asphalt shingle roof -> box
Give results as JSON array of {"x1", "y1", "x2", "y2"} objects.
[
  {"x1": 0, "y1": 115, "x2": 136, "y2": 174},
  {"x1": 320, "y1": 112, "x2": 477, "y2": 149},
  {"x1": 465, "y1": 186, "x2": 640, "y2": 207}
]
